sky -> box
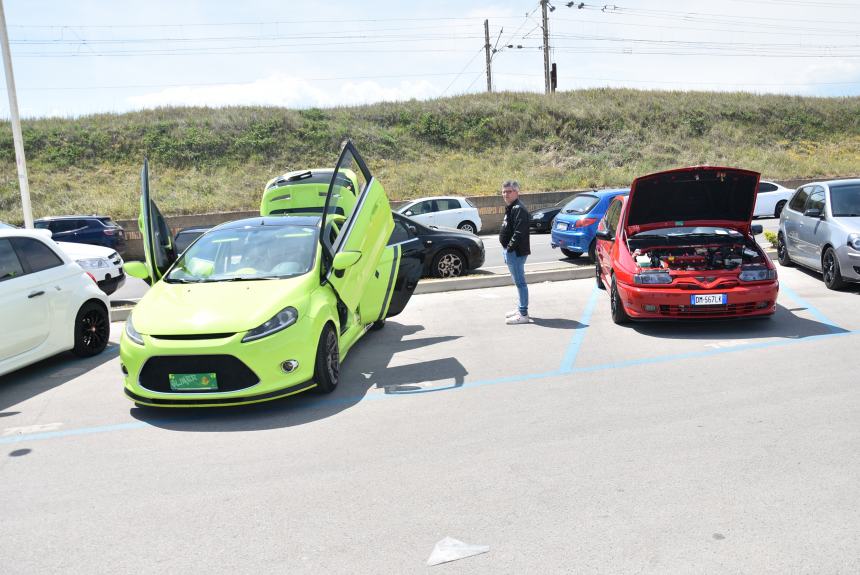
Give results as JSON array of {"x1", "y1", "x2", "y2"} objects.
[{"x1": 2, "y1": 0, "x2": 860, "y2": 118}]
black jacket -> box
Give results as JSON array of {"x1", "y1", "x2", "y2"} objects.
[{"x1": 499, "y1": 198, "x2": 531, "y2": 256}]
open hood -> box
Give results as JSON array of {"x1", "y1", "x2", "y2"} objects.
[{"x1": 625, "y1": 166, "x2": 760, "y2": 235}]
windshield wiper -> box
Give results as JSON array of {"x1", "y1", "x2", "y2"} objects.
[{"x1": 834, "y1": 213, "x2": 860, "y2": 217}]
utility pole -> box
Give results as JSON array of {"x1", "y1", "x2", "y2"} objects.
[
  {"x1": 484, "y1": 19, "x2": 492, "y2": 93},
  {"x1": 541, "y1": 0, "x2": 551, "y2": 94},
  {"x1": 0, "y1": 0, "x2": 32, "y2": 228}
]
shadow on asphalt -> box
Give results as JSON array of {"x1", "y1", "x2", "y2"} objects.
[
  {"x1": 0, "y1": 342, "x2": 120, "y2": 413},
  {"x1": 129, "y1": 321, "x2": 469, "y2": 432},
  {"x1": 779, "y1": 263, "x2": 860, "y2": 295},
  {"x1": 629, "y1": 303, "x2": 848, "y2": 340}
]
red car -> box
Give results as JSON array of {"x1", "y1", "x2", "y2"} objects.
[{"x1": 594, "y1": 166, "x2": 778, "y2": 323}]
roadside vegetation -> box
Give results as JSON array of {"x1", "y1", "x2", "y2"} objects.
[{"x1": 1, "y1": 88, "x2": 859, "y2": 222}]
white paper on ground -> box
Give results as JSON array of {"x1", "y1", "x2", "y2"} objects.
[{"x1": 427, "y1": 537, "x2": 490, "y2": 566}]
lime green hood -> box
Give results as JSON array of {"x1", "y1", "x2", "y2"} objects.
[{"x1": 132, "y1": 274, "x2": 313, "y2": 335}]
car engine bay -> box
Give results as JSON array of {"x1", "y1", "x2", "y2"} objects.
[{"x1": 628, "y1": 233, "x2": 765, "y2": 272}]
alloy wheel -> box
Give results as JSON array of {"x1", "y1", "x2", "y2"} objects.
[
  {"x1": 325, "y1": 329, "x2": 339, "y2": 384},
  {"x1": 79, "y1": 309, "x2": 109, "y2": 353},
  {"x1": 436, "y1": 253, "x2": 464, "y2": 277}
]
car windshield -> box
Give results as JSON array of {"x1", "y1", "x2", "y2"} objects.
[
  {"x1": 562, "y1": 194, "x2": 599, "y2": 214},
  {"x1": 829, "y1": 183, "x2": 860, "y2": 217},
  {"x1": 165, "y1": 224, "x2": 318, "y2": 283},
  {"x1": 555, "y1": 194, "x2": 578, "y2": 207}
]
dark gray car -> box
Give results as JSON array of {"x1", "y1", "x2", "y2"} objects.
[{"x1": 777, "y1": 179, "x2": 860, "y2": 289}]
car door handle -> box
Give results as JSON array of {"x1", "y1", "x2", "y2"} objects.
[{"x1": 28, "y1": 290, "x2": 45, "y2": 299}]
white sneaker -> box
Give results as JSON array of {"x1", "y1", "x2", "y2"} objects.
[
  {"x1": 506, "y1": 313, "x2": 529, "y2": 325},
  {"x1": 505, "y1": 309, "x2": 520, "y2": 318}
]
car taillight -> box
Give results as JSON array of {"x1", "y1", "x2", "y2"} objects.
[
  {"x1": 86, "y1": 272, "x2": 97, "y2": 284},
  {"x1": 104, "y1": 229, "x2": 116, "y2": 236},
  {"x1": 574, "y1": 218, "x2": 598, "y2": 228}
]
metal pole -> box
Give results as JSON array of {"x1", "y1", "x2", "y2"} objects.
[
  {"x1": 484, "y1": 19, "x2": 492, "y2": 93},
  {"x1": 0, "y1": 0, "x2": 32, "y2": 228},
  {"x1": 541, "y1": 0, "x2": 550, "y2": 95}
]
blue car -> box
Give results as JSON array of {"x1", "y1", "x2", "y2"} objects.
[
  {"x1": 35, "y1": 215, "x2": 127, "y2": 253},
  {"x1": 550, "y1": 188, "x2": 629, "y2": 261}
]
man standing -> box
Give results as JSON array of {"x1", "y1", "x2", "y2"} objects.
[{"x1": 499, "y1": 180, "x2": 530, "y2": 324}]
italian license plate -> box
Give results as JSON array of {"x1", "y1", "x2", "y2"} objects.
[
  {"x1": 556, "y1": 222, "x2": 567, "y2": 230},
  {"x1": 169, "y1": 372, "x2": 218, "y2": 391},
  {"x1": 691, "y1": 294, "x2": 726, "y2": 306}
]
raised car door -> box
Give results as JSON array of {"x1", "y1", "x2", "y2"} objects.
[
  {"x1": 383, "y1": 215, "x2": 425, "y2": 318},
  {"x1": 138, "y1": 159, "x2": 177, "y2": 282},
  {"x1": 322, "y1": 141, "x2": 395, "y2": 316}
]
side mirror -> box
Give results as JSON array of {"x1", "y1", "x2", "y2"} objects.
[
  {"x1": 332, "y1": 250, "x2": 362, "y2": 271},
  {"x1": 125, "y1": 261, "x2": 151, "y2": 285},
  {"x1": 407, "y1": 225, "x2": 418, "y2": 235},
  {"x1": 750, "y1": 224, "x2": 763, "y2": 235},
  {"x1": 595, "y1": 229, "x2": 613, "y2": 241},
  {"x1": 803, "y1": 208, "x2": 823, "y2": 219}
]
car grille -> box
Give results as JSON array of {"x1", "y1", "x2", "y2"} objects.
[
  {"x1": 658, "y1": 302, "x2": 770, "y2": 317},
  {"x1": 139, "y1": 355, "x2": 259, "y2": 393}
]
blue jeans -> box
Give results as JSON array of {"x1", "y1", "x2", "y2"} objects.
[{"x1": 504, "y1": 250, "x2": 528, "y2": 316}]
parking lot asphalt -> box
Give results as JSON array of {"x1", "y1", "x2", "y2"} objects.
[{"x1": 2, "y1": 264, "x2": 858, "y2": 574}]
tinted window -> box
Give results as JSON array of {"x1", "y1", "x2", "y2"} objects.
[
  {"x1": 829, "y1": 183, "x2": 860, "y2": 217},
  {"x1": 561, "y1": 194, "x2": 600, "y2": 215},
  {"x1": 174, "y1": 230, "x2": 207, "y2": 254},
  {"x1": 788, "y1": 187, "x2": 811, "y2": 212},
  {"x1": 805, "y1": 188, "x2": 825, "y2": 214},
  {"x1": 34, "y1": 221, "x2": 50, "y2": 230},
  {"x1": 98, "y1": 217, "x2": 117, "y2": 227},
  {"x1": 757, "y1": 182, "x2": 778, "y2": 193},
  {"x1": 605, "y1": 199, "x2": 622, "y2": 233},
  {"x1": 409, "y1": 201, "x2": 435, "y2": 215},
  {"x1": 437, "y1": 198, "x2": 460, "y2": 211},
  {"x1": 50, "y1": 220, "x2": 80, "y2": 233},
  {"x1": 388, "y1": 218, "x2": 416, "y2": 245},
  {"x1": 464, "y1": 198, "x2": 476, "y2": 208},
  {"x1": 0, "y1": 239, "x2": 25, "y2": 282},
  {"x1": 12, "y1": 238, "x2": 63, "y2": 273}
]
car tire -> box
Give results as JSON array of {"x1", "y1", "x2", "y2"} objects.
[
  {"x1": 432, "y1": 248, "x2": 466, "y2": 278},
  {"x1": 822, "y1": 247, "x2": 846, "y2": 290},
  {"x1": 313, "y1": 323, "x2": 339, "y2": 394},
  {"x1": 595, "y1": 260, "x2": 605, "y2": 290},
  {"x1": 774, "y1": 200, "x2": 787, "y2": 218},
  {"x1": 610, "y1": 275, "x2": 630, "y2": 324},
  {"x1": 777, "y1": 233, "x2": 793, "y2": 267},
  {"x1": 370, "y1": 319, "x2": 385, "y2": 331},
  {"x1": 457, "y1": 221, "x2": 477, "y2": 234},
  {"x1": 72, "y1": 301, "x2": 110, "y2": 357},
  {"x1": 561, "y1": 248, "x2": 581, "y2": 259},
  {"x1": 586, "y1": 239, "x2": 597, "y2": 263}
]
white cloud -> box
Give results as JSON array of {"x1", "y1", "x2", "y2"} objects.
[{"x1": 126, "y1": 74, "x2": 441, "y2": 109}]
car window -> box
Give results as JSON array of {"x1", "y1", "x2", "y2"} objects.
[
  {"x1": 757, "y1": 182, "x2": 778, "y2": 193},
  {"x1": 788, "y1": 187, "x2": 811, "y2": 212},
  {"x1": 828, "y1": 182, "x2": 860, "y2": 217},
  {"x1": 98, "y1": 217, "x2": 117, "y2": 227},
  {"x1": 85, "y1": 219, "x2": 103, "y2": 228},
  {"x1": 464, "y1": 198, "x2": 476, "y2": 208},
  {"x1": 805, "y1": 188, "x2": 825, "y2": 214},
  {"x1": 605, "y1": 199, "x2": 622, "y2": 234},
  {"x1": 11, "y1": 237, "x2": 63, "y2": 273},
  {"x1": 0, "y1": 239, "x2": 25, "y2": 282},
  {"x1": 388, "y1": 218, "x2": 416, "y2": 245},
  {"x1": 562, "y1": 194, "x2": 599, "y2": 214},
  {"x1": 34, "y1": 221, "x2": 50, "y2": 230},
  {"x1": 436, "y1": 198, "x2": 460, "y2": 211},
  {"x1": 410, "y1": 200, "x2": 435, "y2": 215},
  {"x1": 174, "y1": 231, "x2": 207, "y2": 254}
]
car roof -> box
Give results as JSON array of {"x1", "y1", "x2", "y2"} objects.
[
  {"x1": 403, "y1": 196, "x2": 465, "y2": 203},
  {"x1": 0, "y1": 228, "x2": 56, "y2": 240},
  {"x1": 35, "y1": 215, "x2": 111, "y2": 220},
  {"x1": 212, "y1": 216, "x2": 321, "y2": 231},
  {"x1": 590, "y1": 188, "x2": 630, "y2": 198},
  {"x1": 815, "y1": 178, "x2": 860, "y2": 188}
]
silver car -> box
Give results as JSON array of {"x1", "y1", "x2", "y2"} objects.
[{"x1": 777, "y1": 179, "x2": 860, "y2": 289}]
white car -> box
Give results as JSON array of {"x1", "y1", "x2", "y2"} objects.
[
  {"x1": 753, "y1": 180, "x2": 794, "y2": 218},
  {"x1": 57, "y1": 241, "x2": 125, "y2": 295},
  {"x1": 0, "y1": 228, "x2": 110, "y2": 377},
  {"x1": 396, "y1": 196, "x2": 482, "y2": 234}
]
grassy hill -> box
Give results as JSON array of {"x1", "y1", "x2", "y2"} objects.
[{"x1": 1, "y1": 88, "x2": 859, "y2": 223}]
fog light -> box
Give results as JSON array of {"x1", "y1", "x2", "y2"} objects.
[
  {"x1": 643, "y1": 304, "x2": 657, "y2": 312},
  {"x1": 281, "y1": 360, "x2": 299, "y2": 373},
  {"x1": 120, "y1": 363, "x2": 128, "y2": 375},
  {"x1": 756, "y1": 301, "x2": 769, "y2": 309},
  {"x1": 854, "y1": 266, "x2": 860, "y2": 275}
]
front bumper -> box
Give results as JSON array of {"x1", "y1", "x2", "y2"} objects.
[
  {"x1": 120, "y1": 317, "x2": 319, "y2": 407},
  {"x1": 616, "y1": 280, "x2": 779, "y2": 319},
  {"x1": 837, "y1": 245, "x2": 860, "y2": 281}
]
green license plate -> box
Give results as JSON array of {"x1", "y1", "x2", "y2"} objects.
[{"x1": 169, "y1": 372, "x2": 218, "y2": 391}]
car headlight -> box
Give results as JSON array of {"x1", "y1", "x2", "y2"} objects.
[
  {"x1": 532, "y1": 214, "x2": 544, "y2": 221},
  {"x1": 633, "y1": 272, "x2": 672, "y2": 284},
  {"x1": 77, "y1": 257, "x2": 110, "y2": 270},
  {"x1": 848, "y1": 233, "x2": 860, "y2": 250},
  {"x1": 124, "y1": 315, "x2": 144, "y2": 346},
  {"x1": 242, "y1": 307, "x2": 298, "y2": 342},
  {"x1": 739, "y1": 267, "x2": 778, "y2": 282}
]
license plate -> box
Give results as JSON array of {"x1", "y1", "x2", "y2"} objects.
[
  {"x1": 691, "y1": 294, "x2": 726, "y2": 306},
  {"x1": 169, "y1": 372, "x2": 218, "y2": 391},
  {"x1": 556, "y1": 222, "x2": 567, "y2": 230}
]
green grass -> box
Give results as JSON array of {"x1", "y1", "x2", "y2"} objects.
[{"x1": 2, "y1": 88, "x2": 860, "y2": 223}]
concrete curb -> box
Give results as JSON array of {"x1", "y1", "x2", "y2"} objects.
[{"x1": 110, "y1": 248, "x2": 779, "y2": 322}]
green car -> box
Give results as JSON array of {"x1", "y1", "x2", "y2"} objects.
[{"x1": 120, "y1": 142, "x2": 424, "y2": 407}]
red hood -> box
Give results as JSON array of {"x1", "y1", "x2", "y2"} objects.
[{"x1": 625, "y1": 166, "x2": 760, "y2": 236}]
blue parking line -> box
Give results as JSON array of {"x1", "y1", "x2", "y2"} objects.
[
  {"x1": 559, "y1": 286, "x2": 600, "y2": 372},
  {"x1": 0, "y1": 421, "x2": 148, "y2": 445}
]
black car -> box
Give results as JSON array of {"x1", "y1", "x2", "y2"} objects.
[
  {"x1": 34, "y1": 215, "x2": 127, "y2": 252},
  {"x1": 528, "y1": 193, "x2": 583, "y2": 233},
  {"x1": 392, "y1": 213, "x2": 484, "y2": 278},
  {"x1": 173, "y1": 225, "x2": 212, "y2": 254}
]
